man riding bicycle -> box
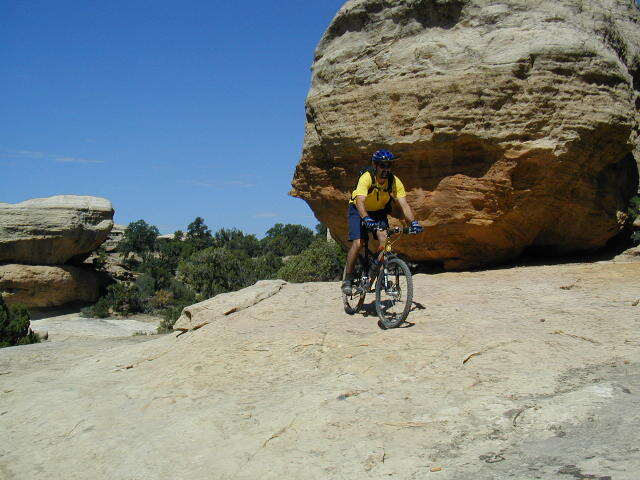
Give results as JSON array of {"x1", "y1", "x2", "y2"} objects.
[{"x1": 342, "y1": 149, "x2": 423, "y2": 295}]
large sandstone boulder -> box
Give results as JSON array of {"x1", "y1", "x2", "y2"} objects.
[
  {"x1": 0, "y1": 264, "x2": 103, "y2": 308},
  {"x1": 291, "y1": 0, "x2": 640, "y2": 269},
  {"x1": 0, "y1": 195, "x2": 114, "y2": 265}
]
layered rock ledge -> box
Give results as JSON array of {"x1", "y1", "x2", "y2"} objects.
[
  {"x1": 291, "y1": 0, "x2": 640, "y2": 269},
  {"x1": 0, "y1": 195, "x2": 114, "y2": 265},
  {"x1": 0, "y1": 264, "x2": 103, "y2": 308}
]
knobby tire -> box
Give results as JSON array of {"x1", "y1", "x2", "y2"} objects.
[{"x1": 375, "y1": 257, "x2": 413, "y2": 328}]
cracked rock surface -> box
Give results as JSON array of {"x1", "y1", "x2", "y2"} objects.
[{"x1": 1, "y1": 256, "x2": 639, "y2": 479}]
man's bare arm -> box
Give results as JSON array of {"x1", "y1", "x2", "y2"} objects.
[
  {"x1": 396, "y1": 196, "x2": 415, "y2": 223},
  {"x1": 355, "y1": 196, "x2": 368, "y2": 218}
]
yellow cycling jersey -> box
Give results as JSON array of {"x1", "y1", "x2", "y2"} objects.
[{"x1": 349, "y1": 171, "x2": 406, "y2": 212}]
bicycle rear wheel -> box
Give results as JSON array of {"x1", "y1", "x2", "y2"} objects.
[
  {"x1": 375, "y1": 257, "x2": 413, "y2": 328},
  {"x1": 342, "y1": 259, "x2": 366, "y2": 315}
]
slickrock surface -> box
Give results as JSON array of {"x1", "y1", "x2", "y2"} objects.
[
  {"x1": 291, "y1": 0, "x2": 640, "y2": 269},
  {"x1": 0, "y1": 195, "x2": 114, "y2": 265},
  {"x1": 0, "y1": 264, "x2": 103, "y2": 308},
  {"x1": 30, "y1": 313, "x2": 160, "y2": 341},
  {"x1": 2, "y1": 258, "x2": 639, "y2": 479}
]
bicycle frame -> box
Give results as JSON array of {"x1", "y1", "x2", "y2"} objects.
[{"x1": 359, "y1": 227, "x2": 406, "y2": 292}]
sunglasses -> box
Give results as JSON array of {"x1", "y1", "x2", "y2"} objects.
[{"x1": 378, "y1": 162, "x2": 393, "y2": 169}]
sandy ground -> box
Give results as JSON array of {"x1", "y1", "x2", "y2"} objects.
[{"x1": 1, "y1": 258, "x2": 639, "y2": 479}]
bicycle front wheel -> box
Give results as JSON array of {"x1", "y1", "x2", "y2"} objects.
[{"x1": 375, "y1": 257, "x2": 413, "y2": 328}]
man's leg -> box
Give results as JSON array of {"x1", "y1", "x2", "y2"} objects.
[
  {"x1": 373, "y1": 215, "x2": 389, "y2": 256},
  {"x1": 374, "y1": 229, "x2": 388, "y2": 253},
  {"x1": 345, "y1": 239, "x2": 363, "y2": 275},
  {"x1": 342, "y1": 239, "x2": 362, "y2": 294}
]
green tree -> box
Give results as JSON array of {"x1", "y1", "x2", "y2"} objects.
[
  {"x1": 118, "y1": 220, "x2": 160, "y2": 257},
  {"x1": 186, "y1": 217, "x2": 213, "y2": 250},
  {"x1": 178, "y1": 247, "x2": 255, "y2": 299},
  {"x1": 187, "y1": 217, "x2": 211, "y2": 239},
  {"x1": 0, "y1": 297, "x2": 40, "y2": 348},
  {"x1": 252, "y1": 253, "x2": 284, "y2": 280},
  {"x1": 137, "y1": 252, "x2": 175, "y2": 290},
  {"x1": 315, "y1": 223, "x2": 328, "y2": 238},
  {"x1": 261, "y1": 223, "x2": 315, "y2": 257},
  {"x1": 136, "y1": 274, "x2": 156, "y2": 300},
  {"x1": 213, "y1": 228, "x2": 262, "y2": 257},
  {"x1": 276, "y1": 238, "x2": 345, "y2": 283}
]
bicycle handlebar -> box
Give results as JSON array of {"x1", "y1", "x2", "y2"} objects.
[
  {"x1": 369, "y1": 226, "x2": 411, "y2": 234},
  {"x1": 387, "y1": 227, "x2": 411, "y2": 235},
  {"x1": 366, "y1": 223, "x2": 420, "y2": 235}
]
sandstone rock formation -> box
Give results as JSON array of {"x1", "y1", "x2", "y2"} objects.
[
  {"x1": 0, "y1": 195, "x2": 114, "y2": 265},
  {"x1": 291, "y1": 0, "x2": 640, "y2": 269},
  {"x1": 83, "y1": 224, "x2": 138, "y2": 282},
  {"x1": 0, "y1": 264, "x2": 102, "y2": 308},
  {"x1": 173, "y1": 280, "x2": 287, "y2": 330},
  {"x1": 102, "y1": 223, "x2": 125, "y2": 253}
]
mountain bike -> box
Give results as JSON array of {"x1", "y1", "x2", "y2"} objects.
[{"x1": 342, "y1": 226, "x2": 414, "y2": 329}]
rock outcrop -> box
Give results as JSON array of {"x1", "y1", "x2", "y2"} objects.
[
  {"x1": 0, "y1": 195, "x2": 114, "y2": 307},
  {"x1": 102, "y1": 223, "x2": 125, "y2": 253},
  {"x1": 0, "y1": 264, "x2": 102, "y2": 308},
  {"x1": 173, "y1": 280, "x2": 287, "y2": 330},
  {"x1": 0, "y1": 195, "x2": 114, "y2": 265},
  {"x1": 291, "y1": 0, "x2": 640, "y2": 269}
]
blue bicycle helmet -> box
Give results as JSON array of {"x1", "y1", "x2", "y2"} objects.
[{"x1": 371, "y1": 149, "x2": 398, "y2": 164}]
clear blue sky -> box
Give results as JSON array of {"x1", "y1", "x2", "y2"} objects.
[{"x1": 1, "y1": 1, "x2": 344, "y2": 235}]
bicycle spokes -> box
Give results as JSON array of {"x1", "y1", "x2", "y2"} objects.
[{"x1": 375, "y1": 258, "x2": 413, "y2": 327}]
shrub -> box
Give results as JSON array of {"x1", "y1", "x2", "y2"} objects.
[
  {"x1": 80, "y1": 296, "x2": 111, "y2": 318},
  {"x1": 93, "y1": 246, "x2": 108, "y2": 270},
  {"x1": 178, "y1": 247, "x2": 255, "y2": 299},
  {"x1": 168, "y1": 278, "x2": 197, "y2": 303},
  {"x1": 155, "y1": 280, "x2": 197, "y2": 333},
  {"x1": 157, "y1": 300, "x2": 193, "y2": 334},
  {"x1": 261, "y1": 223, "x2": 315, "y2": 257},
  {"x1": 149, "y1": 289, "x2": 174, "y2": 310},
  {"x1": 82, "y1": 283, "x2": 144, "y2": 318},
  {"x1": 252, "y1": 253, "x2": 284, "y2": 280},
  {"x1": 106, "y1": 283, "x2": 144, "y2": 315},
  {"x1": 136, "y1": 273, "x2": 156, "y2": 300},
  {"x1": 276, "y1": 238, "x2": 345, "y2": 283},
  {"x1": 137, "y1": 254, "x2": 173, "y2": 289},
  {"x1": 118, "y1": 220, "x2": 160, "y2": 257},
  {"x1": 213, "y1": 228, "x2": 262, "y2": 257},
  {"x1": 0, "y1": 297, "x2": 40, "y2": 348}
]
